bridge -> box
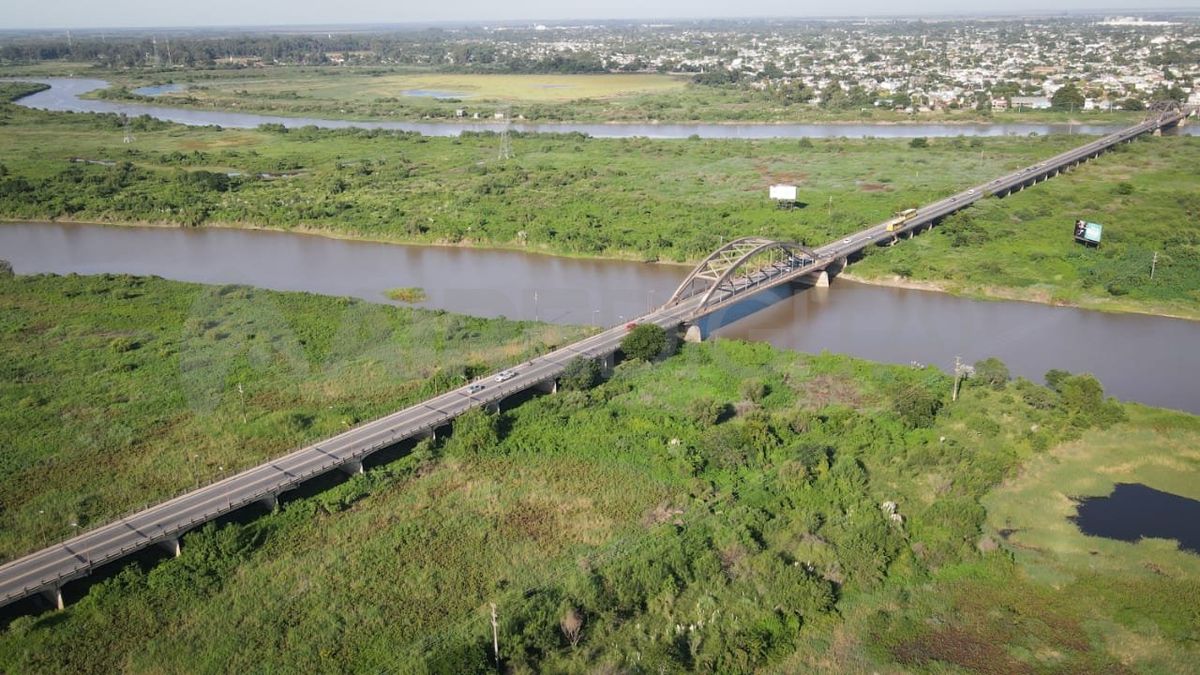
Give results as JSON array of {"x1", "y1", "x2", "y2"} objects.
[{"x1": 0, "y1": 104, "x2": 1191, "y2": 612}]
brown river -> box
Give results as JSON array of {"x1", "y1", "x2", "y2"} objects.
[{"x1": 2, "y1": 221, "x2": 1197, "y2": 413}]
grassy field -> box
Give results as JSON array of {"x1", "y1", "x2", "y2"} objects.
[
  {"x1": 59, "y1": 65, "x2": 1146, "y2": 125},
  {"x1": 0, "y1": 98, "x2": 1196, "y2": 318},
  {"x1": 174, "y1": 71, "x2": 687, "y2": 104},
  {"x1": 849, "y1": 135, "x2": 1200, "y2": 319},
  {"x1": 1, "y1": 288, "x2": 1196, "y2": 671},
  {"x1": 983, "y1": 404, "x2": 1200, "y2": 585},
  {"x1": 773, "y1": 402, "x2": 1200, "y2": 674},
  {"x1": 0, "y1": 272, "x2": 586, "y2": 562}
]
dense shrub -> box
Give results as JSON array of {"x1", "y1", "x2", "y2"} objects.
[{"x1": 620, "y1": 323, "x2": 667, "y2": 361}]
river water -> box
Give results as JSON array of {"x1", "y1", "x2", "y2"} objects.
[
  {"x1": 16, "y1": 78, "x2": 1198, "y2": 139},
  {"x1": 2, "y1": 221, "x2": 1197, "y2": 413}
]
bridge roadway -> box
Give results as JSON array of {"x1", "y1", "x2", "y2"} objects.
[{"x1": 0, "y1": 107, "x2": 1190, "y2": 611}]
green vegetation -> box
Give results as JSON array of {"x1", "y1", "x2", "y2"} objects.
[
  {"x1": 148, "y1": 70, "x2": 688, "y2": 107},
  {"x1": 850, "y1": 134, "x2": 1200, "y2": 319},
  {"x1": 620, "y1": 323, "x2": 668, "y2": 361},
  {"x1": 384, "y1": 286, "x2": 428, "y2": 303},
  {"x1": 856, "y1": 404, "x2": 1200, "y2": 675},
  {"x1": 67, "y1": 66, "x2": 1146, "y2": 125},
  {"x1": 1051, "y1": 82, "x2": 1086, "y2": 111},
  {"x1": 2, "y1": 317, "x2": 1194, "y2": 671},
  {"x1": 0, "y1": 81, "x2": 48, "y2": 102},
  {"x1": 559, "y1": 356, "x2": 601, "y2": 391},
  {"x1": 0, "y1": 272, "x2": 586, "y2": 561},
  {"x1": 0, "y1": 97, "x2": 1195, "y2": 318}
]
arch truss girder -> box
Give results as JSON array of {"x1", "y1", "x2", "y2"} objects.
[{"x1": 668, "y1": 237, "x2": 817, "y2": 309}]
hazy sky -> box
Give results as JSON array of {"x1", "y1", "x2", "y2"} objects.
[{"x1": 4, "y1": 1, "x2": 1197, "y2": 30}]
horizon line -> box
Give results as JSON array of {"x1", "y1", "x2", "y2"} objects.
[{"x1": 3, "y1": 8, "x2": 1199, "y2": 33}]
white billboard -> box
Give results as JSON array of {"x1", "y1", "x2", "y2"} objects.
[{"x1": 769, "y1": 184, "x2": 798, "y2": 201}]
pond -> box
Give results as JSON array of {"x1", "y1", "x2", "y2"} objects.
[
  {"x1": 401, "y1": 89, "x2": 470, "y2": 99},
  {"x1": 132, "y1": 83, "x2": 186, "y2": 97},
  {"x1": 1072, "y1": 483, "x2": 1200, "y2": 555}
]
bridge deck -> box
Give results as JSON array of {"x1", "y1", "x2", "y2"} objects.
[{"x1": 0, "y1": 107, "x2": 1190, "y2": 610}]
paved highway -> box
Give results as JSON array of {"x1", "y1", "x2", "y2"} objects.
[{"x1": 0, "y1": 108, "x2": 1189, "y2": 610}]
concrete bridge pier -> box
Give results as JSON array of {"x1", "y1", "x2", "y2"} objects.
[
  {"x1": 684, "y1": 323, "x2": 704, "y2": 343},
  {"x1": 810, "y1": 270, "x2": 830, "y2": 287},
  {"x1": 259, "y1": 494, "x2": 279, "y2": 511},
  {"x1": 158, "y1": 538, "x2": 181, "y2": 558},
  {"x1": 339, "y1": 460, "x2": 364, "y2": 476},
  {"x1": 599, "y1": 351, "x2": 616, "y2": 373},
  {"x1": 534, "y1": 378, "x2": 557, "y2": 394},
  {"x1": 42, "y1": 586, "x2": 64, "y2": 611}
]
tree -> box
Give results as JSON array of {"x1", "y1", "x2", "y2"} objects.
[
  {"x1": 560, "y1": 357, "x2": 600, "y2": 391},
  {"x1": 620, "y1": 323, "x2": 667, "y2": 361},
  {"x1": 1051, "y1": 83, "x2": 1085, "y2": 111},
  {"x1": 1044, "y1": 368, "x2": 1072, "y2": 392},
  {"x1": 973, "y1": 357, "x2": 1010, "y2": 390},
  {"x1": 0, "y1": 259, "x2": 12, "y2": 278},
  {"x1": 909, "y1": 137, "x2": 929, "y2": 149}
]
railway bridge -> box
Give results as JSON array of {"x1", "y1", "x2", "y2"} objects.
[{"x1": 0, "y1": 104, "x2": 1192, "y2": 613}]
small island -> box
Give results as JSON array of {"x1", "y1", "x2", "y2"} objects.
[{"x1": 384, "y1": 286, "x2": 427, "y2": 303}]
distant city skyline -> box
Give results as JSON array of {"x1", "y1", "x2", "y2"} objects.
[{"x1": 2, "y1": 1, "x2": 1198, "y2": 31}]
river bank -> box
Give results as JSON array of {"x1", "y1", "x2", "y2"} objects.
[
  {"x1": 5, "y1": 220, "x2": 1199, "y2": 415},
  {"x1": 81, "y1": 83, "x2": 1141, "y2": 128},
  {"x1": 839, "y1": 271, "x2": 1200, "y2": 322},
  {"x1": 2, "y1": 90, "x2": 1197, "y2": 327},
  {"x1": 7, "y1": 213, "x2": 1196, "y2": 323},
  {"x1": 10, "y1": 77, "x2": 1164, "y2": 139}
]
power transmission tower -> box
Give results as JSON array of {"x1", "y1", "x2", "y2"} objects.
[{"x1": 122, "y1": 115, "x2": 134, "y2": 144}]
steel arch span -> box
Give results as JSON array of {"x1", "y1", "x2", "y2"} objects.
[{"x1": 668, "y1": 237, "x2": 818, "y2": 310}]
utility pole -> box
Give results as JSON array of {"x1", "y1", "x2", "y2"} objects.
[
  {"x1": 237, "y1": 382, "x2": 246, "y2": 424},
  {"x1": 1150, "y1": 251, "x2": 1158, "y2": 280},
  {"x1": 953, "y1": 356, "x2": 962, "y2": 402},
  {"x1": 490, "y1": 603, "x2": 500, "y2": 667}
]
